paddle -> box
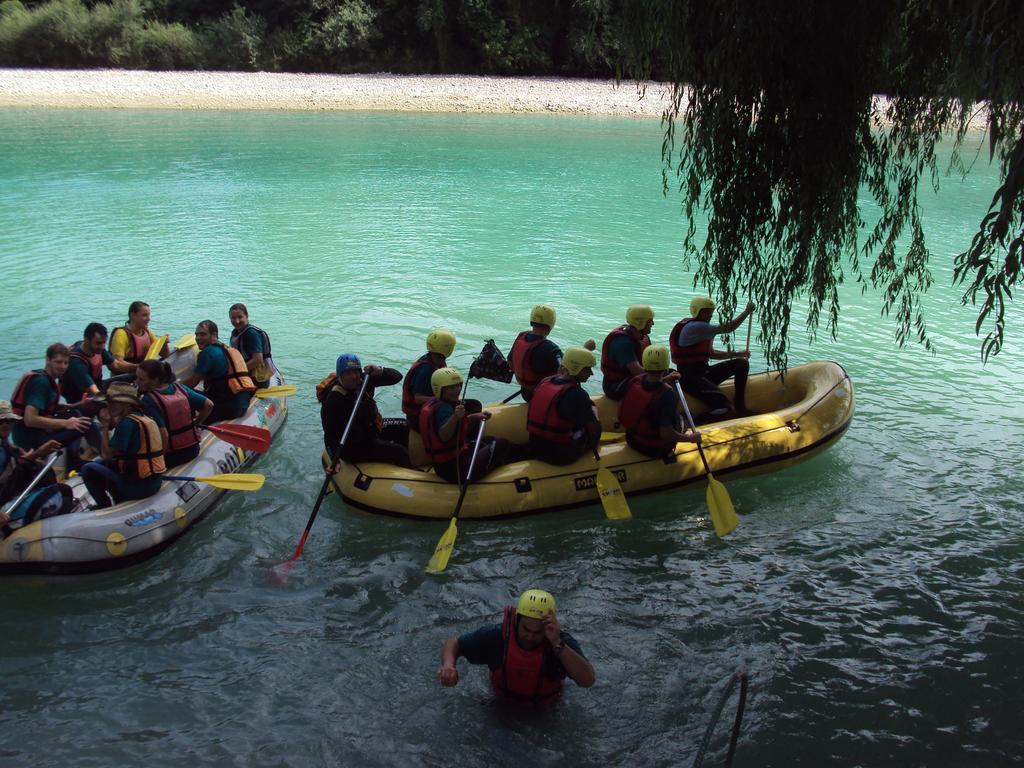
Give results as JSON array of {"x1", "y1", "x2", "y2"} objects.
[
  {"x1": 1, "y1": 450, "x2": 62, "y2": 516},
  {"x1": 592, "y1": 446, "x2": 631, "y2": 521},
  {"x1": 253, "y1": 384, "x2": 297, "y2": 399},
  {"x1": 674, "y1": 381, "x2": 738, "y2": 537},
  {"x1": 174, "y1": 333, "x2": 197, "y2": 350},
  {"x1": 273, "y1": 373, "x2": 371, "y2": 581},
  {"x1": 144, "y1": 334, "x2": 168, "y2": 361},
  {"x1": 162, "y1": 473, "x2": 265, "y2": 491},
  {"x1": 202, "y1": 423, "x2": 271, "y2": 454},
  {"x1": 425, "y1": 418, "x2": 486, "y2": 574}
]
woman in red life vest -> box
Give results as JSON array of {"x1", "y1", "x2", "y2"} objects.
[
  {"x1": 436, "y1": 589, "x2": 595, "y2": 705},
  {"x1": 671, "y1": 297, "x2": 757, "y2": 420},
  {"x1": 137, "y1": 360, "x2": 213, "y2": 469},
  {"x1": 618, "y1": 345, "x2": 702, "y2": 457},
  {"x1": 108, "y1": 301, "x2": 166, "y2": 365}
]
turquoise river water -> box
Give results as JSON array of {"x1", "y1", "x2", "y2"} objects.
[{"x1": 0, "y1": 108, "x2": 1022, "y2": 767}]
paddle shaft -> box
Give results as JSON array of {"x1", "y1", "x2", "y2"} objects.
[
  {"x1": 500, "y1": 388, "x2": 522, "y2": 404},
  {"x1": 287, "y1": 373, "x2": 371, "y2": 561},
  {"x1": 451, "y1": 419, "x2": 485, "y2": 522},
  {"x1": 1, "y1": 450, "x2": 62, "y2": 514},
  {"x1": 674, "y1": 382, "x2": 713, "y2": 476}
]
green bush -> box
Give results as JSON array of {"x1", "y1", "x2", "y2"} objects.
[
  {"x1": 200, "y1": 5, "x2": 264, "y2": 71},
  {"x1": 0, "y1": 0, "x2": 90, "y2": 67},
  {"x1": 117, "y1": 21, "x2": 202, "y2": 69}
]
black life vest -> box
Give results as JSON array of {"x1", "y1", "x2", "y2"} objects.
[
  {"x1": 229, "y1": 323, "x2": 273, "y2": 359},
  {"x1": 526, "y1": 376, "x2": 578, "y2": 444},
  {"x1": 669, "y1": 317, "x2": 713, "y2": 367},
  {"x1": 600, "y1": 325, "x2": 650, "y2": 383}
]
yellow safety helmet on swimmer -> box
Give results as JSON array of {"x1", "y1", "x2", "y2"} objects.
[{"x1": 517, "y1": 589, "x2": 556, "y2": 619}]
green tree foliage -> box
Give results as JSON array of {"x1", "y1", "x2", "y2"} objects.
[{"x1": 618, "y1": 0, "x2": 1024, "y2": 365}]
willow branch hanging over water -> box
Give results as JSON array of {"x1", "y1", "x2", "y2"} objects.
[{"x1": 619, "y1": 0, "x2": 1023, "y2": 368}]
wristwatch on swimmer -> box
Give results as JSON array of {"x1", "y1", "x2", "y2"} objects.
[{"x1": 552, "y1": 641, "x2": 566, "y2": 656}]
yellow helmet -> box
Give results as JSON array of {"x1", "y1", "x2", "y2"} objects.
[
  {"x1": 517, "y1": 588, "x2": 556, "y2": 620},
  {"x1": 642, "y1": 344, "x2": 671, "y2": 372},
  {"x1": 426, "y1": 329, "x2": 456, "y2": 357},
  {"x1": 690, "y1": 296, "x2": 716, "y2": 317},
  {"x1": 626, "y1": 304, "x2": 655, "y2": 331},
  {"x1": 530, "y1": 303, "x2": 556, "y2": 329},
  {"x1": 430, "y1": 367, "x2": 463, "y2": 398},
  {"x1": 562, "y1": 347, "x2": 596, "y2": 376}
]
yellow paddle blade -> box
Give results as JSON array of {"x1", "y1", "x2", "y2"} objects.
[
  {"x1": 706, "y1": 473, "x2": 738, "y2": 537},
  {"x1": 175, "y1": 333, "x2": 197, "y2": 350},
  {"x1": 599, "y1": 431, "x2": 625, "y2": 444},
  {"x1": 254, "y1": 384, "x2": 297, "y2": 399},
  {"x1": 596, "y1": 466, "x2": 632, "y2": 520},
  {"x1": 425, "y1": 517, "x2": 459, "y2": 574},
  {"x1": 144, "y1": 335, "x2": 168, "y2": 360},
  {"x1": 196, "y1": 473, "x2": 266, "y2": 491}
]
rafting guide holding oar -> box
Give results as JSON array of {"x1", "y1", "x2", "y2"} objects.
[{"x1": 436, "y1": 589, "x2": 595, "y2": 706}]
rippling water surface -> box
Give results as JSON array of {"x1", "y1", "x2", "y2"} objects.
[{"x1": 1, "y1": 109, "x2": 1022, "y2": 767}]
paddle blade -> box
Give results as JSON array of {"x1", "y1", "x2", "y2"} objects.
[
  {"x1": 206, "y1": 423, "x2": 271, "y2": 454},
  {"x1": 195, "y1": 473, "x2": 266, "y2": 491},
  {"x1": 596, "y1": 466, "x2": 632, "y2": 520},
  {"x1": 254, "y1": 384, "x2": 297, "y2": 399},
  {"x1": 425, "y1": 518, "x2": 459, "y2": 574},
  {"x1": 175, "y1": 333, "x2": 197, "y2": 350},
  {"x1": 706, "y1": 474, "x2": 738, "y2": 537},
  {"x1": 144, "y1": 335, "x2": 168, "y2": 360}
]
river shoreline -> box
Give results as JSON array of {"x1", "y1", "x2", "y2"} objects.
[{"x1": 0, "y1": 69, "x2": 671, "y2": 115}]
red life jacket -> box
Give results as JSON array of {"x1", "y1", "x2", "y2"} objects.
[
  {"x1": 600, "y1": 325, "x2": 651, "y2": 383},
  {"x1": 618, "y1": 375, "x2": 670, "y2": 450},
  {"x1": 401, "y1": 354, "x2": 437, "y2": 421},
  {"x1": 526, "y1": 376, "x2": 578, "y2": 444},
  {"x1": 145, "y1": 384, "x2": 200, "y2": 451},
  {"x1": 489, "y1": 606, "x2": 564, "y2": 705},
  {"x1": 113, "y1": 325, "x2": 153, "y2": 364},
  {"x1": 419, "y1": 398, "x2": 467, "y2": 465},
  {"x1": 117, "y1": 414, "x2": 166, "y2": 480},
  {"x1": 69, "y1": 341, "x2": 103, "y2": 383},
  {"x1": 669, "y1": 318, "x2": 713, "y2": 367},
  {"x1": 510, "y1": 331, "x2": 547, "y2": 395},
  {"x1": 10, "y1": 370, "x2": 60, "y2": 418}
]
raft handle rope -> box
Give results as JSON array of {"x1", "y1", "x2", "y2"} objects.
[{"x1": 691, "y1": 670, "x2": 749, "y2": 768}]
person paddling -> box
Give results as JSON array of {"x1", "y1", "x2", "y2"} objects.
[
  {"x1": 525, "y1": 347, "x2": 601, "y2": 466},
  {"x1": 436, "y1": 589, "x2": 595, "y2": 705},
  {"x1": 420, "y1": 367, "x2": 522, "y2": 482},
  {"x1": 182, "y1": 320, "x2": 256, "y2": 423},
  {"x1": 0, "y1": 400, "x2": 61, "y2": 506},
  {"x1": 509, "y1": 304, "x2": 596, "y2": 402},
  {"x1": 320, "y1": 353, "x2": 413, "y2": 469},
  {"x1": 600, "y1": 305, "x2": 654, "y2": 400},
  {"x1": 619, "y1": 345, "x2": 702, "y2": 457},
  {"x1": 402, "y1": 329, "x2": 457, "y2": 434},
  {"x1": 63, "y1": 322, "x2": 137, "y2": 404},
  {"x1": 228, "y1": 303, "x2": 275, "y2": 389},
  {"x1": 671, "y1": 297, "x2": 756, "y2": 420},
  {"x1": 109, "y1": 301, "x2": 166, "y2": 365},
  {"x1": 8, "y1": 343, "x2": 92, "y2": 452},
  {"x1": 80, "y1": 382, "x2": 165, "y2": 509},
  {"x1": 137, "y1": 360, "x2": 213, "y2": 469}
]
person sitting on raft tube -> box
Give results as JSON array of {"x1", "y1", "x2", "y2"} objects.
[
  {"x1": 109, "y1": 301, "x2": 167, "y2": 365},
  {"x1": 619, "y1": 345, "x2": 702, "y2": 458},
  {"x1": 0, "y1": 400, "x2": 62, "y2": 507},
  {"x1": 8, "y1": 343, "x2": 93, "y2": 452},
  {"x1": 600, "y1": 304, "x2": 654, "y2": 401},
  {"x1": 62, "y1": 322, "x2": 138, "y2": 405},
  {"x1": 228, "y1": 303, "x2": 275, "y2": 389},
  {"x1": 403, "y1": 329, "x2": 460, "y2": 433},
  {"x1": 137, "y1": 360, "x2": 213, "y2": 469},
  {"x1": 436, "y1": 588, "x2": 595, "y2": 705},
  {"x1": 509, "y1": 304, "x2": 596, "y2": 402},
  {"x1": 672, "y1": 297, "x2": 757, "y2": 420},
  {"x1": 420, "y1": 367, "x2": 524, "y2": 482},
  {"x1": 182, "y1": 320, "x2": 256, "y2": 424},
  {"x1": 526, "y1": 347, "x2": 601, "y2": 466},
  {"x1": 80, "y1": 382, "x2": 166, "y2": 509},
  {"x1": 321, "y1": 353, "x2": 414, "y2": 469}
]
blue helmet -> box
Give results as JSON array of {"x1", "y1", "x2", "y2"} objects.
[{"x1": 336, "y1": 353, "x2": 362, "y2": 379}]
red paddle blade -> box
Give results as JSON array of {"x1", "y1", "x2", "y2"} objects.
[{"x1": 206, "y1": 423, "x2": 272, "y2": 453}]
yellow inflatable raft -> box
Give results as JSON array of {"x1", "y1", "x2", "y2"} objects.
[{"x1": 328, "y1": 360, "x2": 854, "y2": 520}]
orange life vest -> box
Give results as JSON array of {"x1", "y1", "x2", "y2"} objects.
[
  {"x1": 118, "y1": 414, "x2": 166, "y2": 479},
  {"x1": 489, "y1": 606, "x2": 565, "y2": 705},
  {"x1": 207, "y1": 342, "x2": 256, "y2": 396}
]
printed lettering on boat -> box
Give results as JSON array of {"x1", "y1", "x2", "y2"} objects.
[
  {"x1": 574, "y1": 469, "x2": 626, "y2": 492},
  {"x1": 216, "y1": 448, "x2": 242, "y2": 476},
  {"x1": 124, "y1": 509, "x2": 164, "y2": 528}
]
